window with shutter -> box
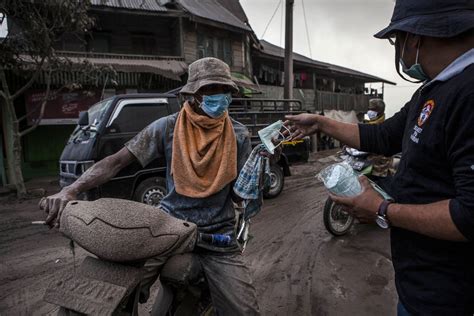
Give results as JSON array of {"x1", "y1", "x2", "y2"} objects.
[{"x1": 196, "y1": 34, "x2": 233, "y2": 66}]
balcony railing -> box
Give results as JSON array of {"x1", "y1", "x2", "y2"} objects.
[
  {"x1": 316, "y1": 91, "x2": 374, "y2": 112},
  {"x1": 55, "y1": 51, "x2": 184, "y2": 61}
]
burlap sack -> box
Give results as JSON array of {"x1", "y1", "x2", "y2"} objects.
[{"x1": 60, "y1": 198, "x2": 197, "y2": 262}]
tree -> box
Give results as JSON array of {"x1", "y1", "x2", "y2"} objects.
[{"x1": 0, "y1": 0, "x2": 115, "y2": 196}]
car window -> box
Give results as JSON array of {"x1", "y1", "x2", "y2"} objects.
[
  {"x1": 107, "y1": 102, "x2": 169, "y2": 134},
  {"x1": 88, "y1": 98, "x2": 114, "y2": 127},
  {"x1": 169, "y1": 97, "x2": 181, "y2": 113}
]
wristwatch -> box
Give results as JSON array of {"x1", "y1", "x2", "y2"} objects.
[{"x1": 376, "y1": 200, "x2": 392, "y2": 229}]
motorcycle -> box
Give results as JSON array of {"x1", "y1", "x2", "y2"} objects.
[
  {"x1": 41, "y1": 198, "x2": 236, "y2": 316},
  {"x1": 322, "y1": 147, "x2": 399, "y2": 236}
]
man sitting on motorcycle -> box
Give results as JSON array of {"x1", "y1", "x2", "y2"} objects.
[{"x1": 40, "y1": 57, "x2": 265, "y2": 315}]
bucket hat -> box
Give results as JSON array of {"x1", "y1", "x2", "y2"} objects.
[
  {"x1": 369, "y1": 98, "x2": 386, "y2": 113},
  {"x1": 180, "y1": 57, "x2": 238, "y2": 95},
  {"x1": 375, "y1": 0, "x2": 474, "y2": 39}
]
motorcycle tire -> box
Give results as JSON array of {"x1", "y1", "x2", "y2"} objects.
[
  {"x1": 263, "y1": 165, "x2": 284, "y2": 199},
  {"x1": 323, "y1": 197, "x2": 354, "y2": 236}
]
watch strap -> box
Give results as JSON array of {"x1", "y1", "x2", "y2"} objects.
[{"x1": 378, "y1": 200, "x2": 392, "y2": 218}]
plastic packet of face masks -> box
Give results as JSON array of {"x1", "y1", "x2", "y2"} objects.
[
  {"x1": 258, "y1": 120, "x2": 291, "y2": 154},
  {"x1": 318, "y1": 162, "x2": 363, "y2": 197}
]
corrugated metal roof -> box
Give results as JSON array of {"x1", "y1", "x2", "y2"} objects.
[
  {"x1": 86, "y1": 57, "x2": 187, "y2": 80},
  {"x1": 90, "y1": 0, "x2": 168, "y2": 12},
  {"x1": 25, "y1": 55, "x2": 188, "y2": 81},
  {"x1": 259, "y1": 40, "x2": 396, "y2": 85},
  {"x1": 21, "y1": 54, "x2": 187, "y2": 81},
  {"x1": 178, "y1": 0, "x2": 251, "y2": 31},
  {"x1": 259, "y1": 40, "x2": 325, "y2": 69},
  {"x1": 90, "y1": 0, "x2": 251, "y2": 32},
  {"x1": 215, "y1": 0, "x2": 249, "y2": 23}
]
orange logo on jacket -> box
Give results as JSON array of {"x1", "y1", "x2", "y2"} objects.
[{"x1": 418, "y1": 100, "x2": 435, "y2": 126}]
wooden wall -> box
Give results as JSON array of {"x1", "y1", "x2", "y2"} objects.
[
  {"x1": 182, "y1": 21, "x2": 248, "y2": 74},
  {"x1": 97, "y1": 13, "x2": 179, "y2": 56},
  {"x1": 59, "y1": 12, "x2": 181, "y2": 56}
]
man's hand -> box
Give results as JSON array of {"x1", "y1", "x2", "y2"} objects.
[
  {"x1": 329, "y1": 176, "x2": 384, "y2": 223},
  {"x1": 39, "y1": 188, "x2": 77, "y2": 228},
  {"x1": 259, "y1": 139, "x2": 282, "y2": 163},
  {"x1": 284, "y1": 113, "x2": 321, "y2": 140}
]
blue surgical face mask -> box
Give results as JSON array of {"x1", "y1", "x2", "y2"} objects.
[
  {"x1": 400, "y1": 36, "x2": 429, "y2": 82},
  {"x1": 198, "y1": 93, "x2": 232, "y2": 118},
  {"x1": 367, "y1": 110, "x2": 378, "y2": 120}
]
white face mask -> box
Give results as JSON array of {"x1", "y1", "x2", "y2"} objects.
[
  {"x1": 258, "y1": 120, "x2": 292, "y2": 154},
  {"x1": 367, "y1": 110, "x2": 379, "y2": 120}
]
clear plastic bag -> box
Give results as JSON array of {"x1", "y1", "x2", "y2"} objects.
[{"x1": 318, "y1": 162, "x2": 363, "y2": 197}]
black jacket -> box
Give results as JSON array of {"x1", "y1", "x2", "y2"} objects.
[{"x1": 359, "y1": 62, "x2": 474, "y2": 315}]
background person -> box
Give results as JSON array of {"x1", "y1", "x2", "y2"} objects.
[
  {"x1": 364, "y1": 98, "x2": 394, "y2": 178},
  {"x1": 364, "y1": 98, "x2": 386, "y2": 125}
]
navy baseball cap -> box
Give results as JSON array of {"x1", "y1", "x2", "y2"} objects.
[{"x1": 375, "y1": 0, "x2": 474, "y2": 39}]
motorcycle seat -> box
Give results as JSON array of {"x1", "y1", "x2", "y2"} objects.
[
  {"x1": 59, "y1": 198, "x2": 197, "y2": 262},
  {"x1": 160, "y1": 253, "x2": 202, "y2": 286},
  {"x1": 43, "y1": 256, "x2": 143, "y2": 315}
]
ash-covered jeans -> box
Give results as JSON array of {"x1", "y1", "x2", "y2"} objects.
[
  {"x1": 197, "y1": 252, "x2": 260, "y2": 315},
  {"x1": 140, "y1": 251, "x2": 260, "y2": 316}
]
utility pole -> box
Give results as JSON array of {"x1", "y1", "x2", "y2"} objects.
[{"x1": 284, "y1": 0, "x2": 294, "y2": 102}]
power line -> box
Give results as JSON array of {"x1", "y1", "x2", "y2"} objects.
[
  {"x1": 301, "y1": 0, "x2": 313, "y2": 59},
  {"x1": 261, "y1": 0, "x2": 282, "y2": 39},
  {"x1": 280, "y1": 0, "x2": 284, "y2": 48},
  {"x1": 279, "y1": 0, "x2": 284, "y2": 72}
]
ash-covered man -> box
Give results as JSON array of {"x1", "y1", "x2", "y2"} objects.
[
  {"x1": 286, "y1": 0, "x2": 474, "y2": 314},
  {"x1": 41, "y1": 57, "x2": 264, "y2": 315}
]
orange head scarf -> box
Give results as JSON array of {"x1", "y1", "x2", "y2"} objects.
[{"x1": 171, "y1": 102, "x2": 237, "y2": 198}]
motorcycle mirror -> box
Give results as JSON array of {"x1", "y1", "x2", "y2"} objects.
[{"x1": 78, "y1": 111, "x2": 89, "y2": 127}]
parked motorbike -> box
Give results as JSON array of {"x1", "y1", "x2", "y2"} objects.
[{"x1": 323, "y1": 147, "x2": 399, "y2": 236}]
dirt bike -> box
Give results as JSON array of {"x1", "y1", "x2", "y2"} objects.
[{"x1": 323, "y1": 147, "x2": 399, "y2": 237}]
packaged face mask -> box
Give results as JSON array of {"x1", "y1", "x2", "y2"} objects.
[
  {"x1": 318, "y1": 162, "x2": 362, "y2": 197},
  {"x1": 258, "y1": 120, "x2": 291, "y2": 154},
  {"x1": 318, "y1": 162, "x2": 393, "y2": 200}
]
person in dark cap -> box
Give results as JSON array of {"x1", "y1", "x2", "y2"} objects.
[
  {"x1": 41, "y1": 57, "x2": 262, "y2": 315},
  {"x1": 285, "y1": 1, "x2": 474, "y2": 315},
  {"x1": 365, "y1": 98, "x2": 386, "y2": 125}
]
